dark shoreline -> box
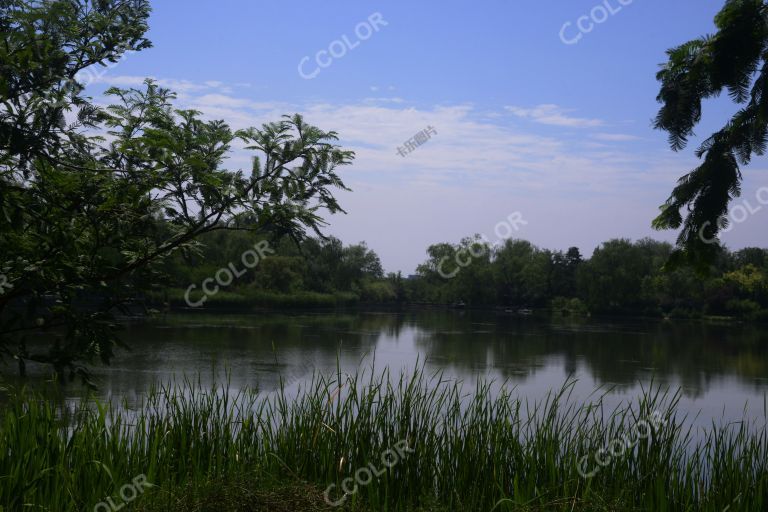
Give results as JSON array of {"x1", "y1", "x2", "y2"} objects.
[{"x1": 139, "y1": 292, "x2": 762, "y2": 325}]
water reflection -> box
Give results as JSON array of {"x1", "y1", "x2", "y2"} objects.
[{"x1": 8, "y1": 310, "x2": 768, "y2": 422}]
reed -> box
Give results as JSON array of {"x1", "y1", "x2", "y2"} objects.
[{"x1": 0, "y1": 367, "x2": 766, "y2": 511}]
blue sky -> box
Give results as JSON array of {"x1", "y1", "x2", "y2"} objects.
[{"x1": 89, "y1": 0, "x2": 768, "y2": 273}]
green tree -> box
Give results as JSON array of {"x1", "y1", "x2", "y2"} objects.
[
  {"x1": 577, "y1": 239, "x2": 662, "y2": 313},
  {"x1": 0, "y1": 1, "x2": 354, "y2": 379},
  {"x1": 453, "y1": 236, "x2": 494, "y2": 306},
  {"x1": 733, "y1": 247, "x2": 768, "y2": 269},
  {"x1": 338, "y1": 242, "x2": 384, "y2": 291},
  {"x1": 493, "y1": 240, "x2": 550, "y2": 307},
  {"x1": 413, "y1": 237, "x2": 493, "y2": 305},
  {"x1": 252, "y1": 256, "x2": 305, "y2": 293},
  {"x1": 652, "y1": 0, "x2": 768, "y2": 267},
  {"x1": 386, "y1": 271, "x2": 408, "y2": 304},
  {"x1": 415, "y1": 242, "x2": 461, "y2": 304},
  {"x1": 550, "y1": 247, "x2": 582, "y2": 298}
]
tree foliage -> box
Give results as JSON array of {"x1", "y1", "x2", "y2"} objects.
[
  {"x1": 653, "y1": 0, "x2": 768, "y2": 268},
  {"x1": 409, "y1": 235, "x2": 768, "y2": 319},
  {"x1": 0, "y1": 1, "x2": 353, "y2": 380}
]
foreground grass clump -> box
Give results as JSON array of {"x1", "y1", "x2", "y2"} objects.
[{"x1": 0, "y1": 368, "x2": 767, "y2": 511}]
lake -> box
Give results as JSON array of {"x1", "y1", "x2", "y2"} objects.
[{"x1": 15, "y1": 310, "x2": 768, "y2": 426}]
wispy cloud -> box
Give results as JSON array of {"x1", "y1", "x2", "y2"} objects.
[
  {"x1": 91, "y1": 75, "x2": 213, "y2": 93},
  {"x1": 505, "y1": 104, "x2": 603, "y2": 128},
  {"x1": 83, "y1": 75, "x2": 709, "y2": 272},
  {"x1": 87, "y1": 76, "x2": 683, "y2": 196},
  {"x1": 91, "y1": 75, "x2": 253, "y2": 96}
]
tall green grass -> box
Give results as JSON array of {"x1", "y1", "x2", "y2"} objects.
[{"x1": 0, "y1": 368, "x2": 766, "y2": 511}]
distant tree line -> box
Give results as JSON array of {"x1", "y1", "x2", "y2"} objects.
[
  {"x1": 411, "y1": 237, "x2": 768, "y2": 319},
  {"x1": 157, "y1": 230, "x2": 768, "y2": 320},
  {"x1": 153, "y1": 230, "x2": 394, "y2": 308}
]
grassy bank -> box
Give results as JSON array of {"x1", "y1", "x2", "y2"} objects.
[
  {"x1": 146, "y1": 288, "x2": 362, "y2": 310},
  {"x1": 1, "y1": 369, "x2": 767, "y2": 511}
]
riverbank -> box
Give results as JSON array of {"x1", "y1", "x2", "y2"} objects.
[
  {"x1": 144, "y1": 288, "x2": 768, "y2": 327},
  {"x1": 147, "y1": 288, "x2": 362, "y2": 310},
  {"x1": 2, "y1": 367, "x2": 766, "y2": 511}
]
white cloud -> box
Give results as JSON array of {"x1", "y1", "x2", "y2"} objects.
[
  {"x1": 91, "y1": 75, "x2": 218, "y2": 94},
  {"x1": 194, "y1": 93, "x2": 254, "y2": 108},
  {"x1": 87, "y1": 76, "x2": 672, "y2": 194},
  {"x1": 82, "y1": 76, "x2": 708, "y2": 272},
  {"x1": 98, "y1": 78, "x2": 671, "y2": 188},
  {"x1": 505, "y1": 104, "x2": 603, "y2": 128}
]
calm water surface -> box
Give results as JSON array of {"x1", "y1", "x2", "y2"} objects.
[{"x1": 17, "y1": 310, "x2": 768, "y2": 425}]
